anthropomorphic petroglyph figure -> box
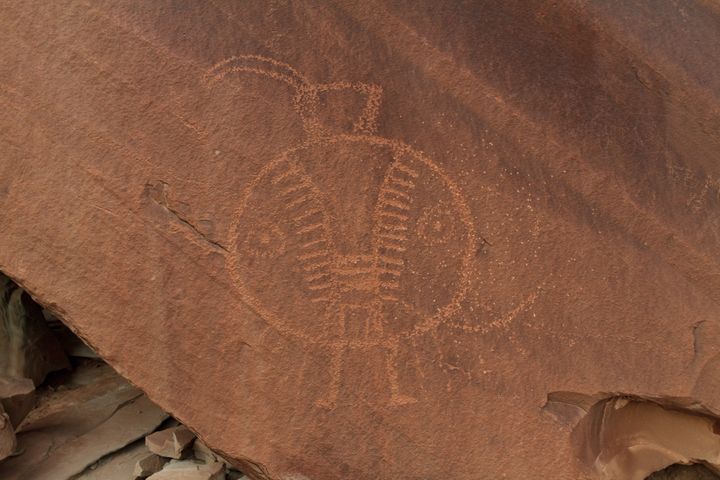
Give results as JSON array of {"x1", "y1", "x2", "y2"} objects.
[{"x1": 203, "y1": 56, "x2": 477, "y2": 406}]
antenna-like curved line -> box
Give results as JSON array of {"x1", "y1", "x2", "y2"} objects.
[{"x1": 204, "y1": 54, "x2": 310, "y2": 89}]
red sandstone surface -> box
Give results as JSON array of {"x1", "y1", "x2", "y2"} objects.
[{"x1": 1, "y1": 1, "x2": 719, "y2": 479}]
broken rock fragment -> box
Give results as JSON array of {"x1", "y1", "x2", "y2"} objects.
[
  {"x1": 73, "y1": 440, "x2": 149, "y2": 480},
  {"x1": 0, "y1": 275, "x2": 69, "y2": 386},
  {"x1": 574, "y1": 397, "x2": 720, "y2": 480},
  {"x1": 193, "y1": 439, "x2": 219, "y2": 464},
  {"x1": 146, "y1": 459, "x2": 226, "y2": 480},
  {"x1": 134, "y1": 452, "x2": 169, "y2": 478},
  {"x1": 226, "y1": 471, "x2": 246, "y2": 480},
  {"x1": 648, "y1": 463, "x2": 720, "y2": 480},
  {"x1": 0, "y1": 375, "x2": 36, "y2": 428},
  {"x1": 146, "y1": 426, "x2": 196, "y2": 459},
  {"x1": 0, "y1": 403, "x2": 17, "y2": 462},
  {"x1": 3, "y1": 395, "x2": 167, "y2": 480}
]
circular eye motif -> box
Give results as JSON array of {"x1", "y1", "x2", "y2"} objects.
[
  {"x1": 239, "y1": 221, "x2": 287, "y2": 259},
  {"x1": 417, "y1": 205, "x2": 455, "y2": 246}
]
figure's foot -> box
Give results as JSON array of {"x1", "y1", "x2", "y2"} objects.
[
  {"x1": 314, "y1": 398, "x2": 336, "y2": 409},
  {"x1": 390, "y1": 393, "x2": 417, "y2": 406},
  {"x1": 314, "y1": 346, "x2": 344, "y2": 409}
]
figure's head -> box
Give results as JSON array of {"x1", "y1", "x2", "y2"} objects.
[{"x1": 204, "y1": 55, "x2": 383, "y2": 140}]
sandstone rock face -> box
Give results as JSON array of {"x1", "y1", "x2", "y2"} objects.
[{"x1": 1, "y1": 1, "x2": 719, "y2": 479}]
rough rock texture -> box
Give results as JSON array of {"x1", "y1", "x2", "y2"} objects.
[
  {"x1": 77, "y1": 440, "x2": 151, "y2": 480},
  {"x1": 22, "y1": 395, "x2": 167, "y2": 480},
  {"x1": 0, "y1": 1, "x2": 719, "y2": 479},
  {"x1": 0, "y1": 375, "x2": 35, "y2": 428},
  {"x1": 147, "y1": 459, "x2": 226, "y2": 480},
  {"x1": 649, "y1": 464, "x2": 720, "y2": 480},
  {"x1": 146, "y1": 426, "x2": 196, "y2": 460},
  {"x1": 194, "y1": 440, "x2": 222, "y2": 465},
  {"x1": 0, "y1": 274, "x2": 69, "y2": 386},
  {"x1": 0, "y1": 403, "x2": 16, "y2": 462},
  {"x1": 573, "y1": 398, "x2": 720, "y2": 479},
  {"x1": 134, "y1": 452, "x2": 170, "y2": 478},
  {"x1": 0, "y1": 361, "x2": 168, "y2": 480}
]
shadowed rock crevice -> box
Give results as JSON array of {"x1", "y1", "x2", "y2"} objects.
[
  {"x1": 0, "y1": 272, "x2": 249, "y2": 479},
  {"x1": 545, "y1": 392, "x2": 720, "y2": 480},
  {"x1": 648, "y1": 463, "x2": 720, "y2": 480}
]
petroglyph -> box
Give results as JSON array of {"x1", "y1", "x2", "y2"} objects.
[
  {"x1": 200, "y1": 55, "x2": 479, "y2": 406},
  {"x1": 205, "y1": 55, "x2": 383, "y2": 138},
  {"x1": 417, "y1": 204, "x2": 456, "y2": 246},
  {"x1": 240, "y1": 222, "x2": 287, "y2": 259},
  {"x1": 666, "y1": 161, "x2": 720, "y2": 213}
]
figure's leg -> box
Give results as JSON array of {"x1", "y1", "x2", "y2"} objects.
[
  {"x1": 315, "y1": 344, "x2": 345, "y2": 408},
  {"x1": 315, "y1": 305, "x2": 347, "y2": 408},
  {"x1": 385, "y1": 342, "x2": 417, "y2": 406},
  {"x1": 366, "y1": 301, "x2": 384, "y2": 339}
]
